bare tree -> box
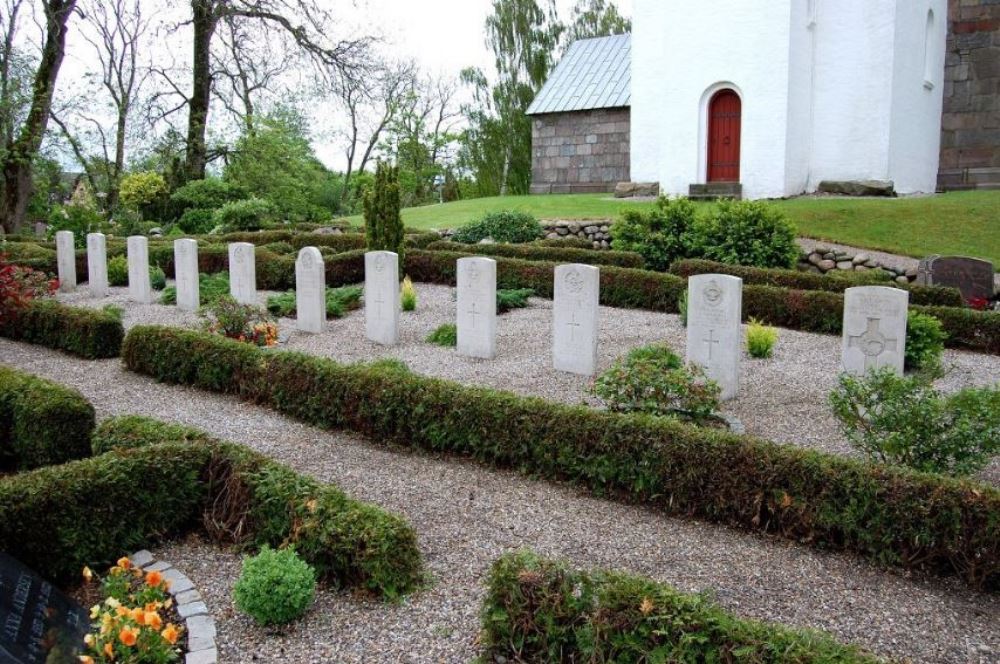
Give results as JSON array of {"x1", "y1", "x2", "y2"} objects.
[{"x1": 0, "y1": 0, "x2": 78, "y2": 233}]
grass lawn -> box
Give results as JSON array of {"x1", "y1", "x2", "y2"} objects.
[{"x1": 345, "y1": 190, "x2": 1000, "y2": 266}]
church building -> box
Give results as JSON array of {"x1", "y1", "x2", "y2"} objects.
[{"x1": 528, "y1": 0, "x2": 998, "y2": 200}]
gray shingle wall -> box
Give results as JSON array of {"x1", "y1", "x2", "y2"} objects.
[{"x1": 529, "y1": 108, "x2": 630, "y2": 194}]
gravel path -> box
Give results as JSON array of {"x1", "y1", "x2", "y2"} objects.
[
  {"x1": 1, "y1": 340, "x2": 998, "y2": 663},
  {"x1": 56, "y1": 283, "x2": 1000, "y2": 484}
]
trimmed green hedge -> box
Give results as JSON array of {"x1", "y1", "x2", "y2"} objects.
[
  {"x1": 481, "y1": 551, "x2": 881, "y2": 663},
  {"x1": 289, "y1": 233, "x2": 368, "y2": 252},
  {"x1": 425, "y1": 240, "x2": 646, "y2": 269},
  {"x1": 123, "y1": 326, "x2": 1000, "y2": 590},
  {"x1": 0, "y1": 299, "x2": 124, "y2": 358},
  {"x1": 0, "y1": 417, "x2": 423, "y2": 597},
  {"x1": 670, "y1": 258, "x2": 964, "y2": 307},
  {"x1": 0, "y1": 365, "x2": 94, "y2": 469},
  {"x1": 404, "y1": 250, "x2": 1000, "y2": 355}
]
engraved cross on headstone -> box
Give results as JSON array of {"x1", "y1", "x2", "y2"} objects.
[
  {"x1": 848, "y1": 317, "x2": 897, "y2": 370},
  {"x1": 468, "y1": 301, "x2": 480, "y2": 329},
  {"x1": 567, "y1": 311, "x2": 581, "y2": 341},
  {"x1": 373, "y1": 293, "x2": 385, "y2": 320},
  {"x1": 703, "y1": 329, "x2": 720, "y2": 359}
]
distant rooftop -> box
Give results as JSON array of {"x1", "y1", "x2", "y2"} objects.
[{"x1": 527, "y1": 33, "x2": 631, "y2": 116}]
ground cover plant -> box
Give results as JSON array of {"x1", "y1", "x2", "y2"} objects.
[
  {"x1": 496, "y1": 288, "x2": 534, "y2": 313},
  {"x1": 265, "y1": 285, "x2": 363, "y2": 318},
  {"x1": 160, "y1": 273, "x2": 231, "y2": 306},
  {"x1": 426, "y1": 323, "x2": 457, "y2": 346}
]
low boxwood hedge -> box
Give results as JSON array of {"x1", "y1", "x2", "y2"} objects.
[
  {"x1": 290, "y1": 233, "x2": 368, "y2": 252},
  {"x1": 481, "y1": 550, "x2": 881, "y2": 663},
  {"x1": 0, "y1": 365, "x2": 94, "y2": 469},
  {"x1": 0, "y1": 416, "x2": 423, "y2": 597},
  {"x1": 670, "y1": 258, "x2": 964, "y2": 307},
  {"x1": 0, "y1": 299, "x2": 124, "y2": 358},
  {"x1": 123, "y1": 326, "x2": 1000, "y2": 590},
  {"x1": 425, "y1": 240, "x2": 646, "y2": 269}
]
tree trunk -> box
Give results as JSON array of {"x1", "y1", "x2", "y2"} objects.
[
  {"x1": 108, "y1": 107, "x2": 128, "y2": 211},
  {"x1": 0, "y1": 0, "x2": 77, "y2": 233},
  {"x1": 185, "y1": 0, "x2": 218, "y2": 182}
]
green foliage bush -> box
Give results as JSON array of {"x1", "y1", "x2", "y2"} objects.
[
  {"x1": 47, "y1": 205, "x2": 104, "y2": 246},
  {"x1": 905, "y1": 311, "x2": 947, "y2": 372},
  {"x1": 426, "y1": 323, "x2": 457, "y2": 347},
  {"x1": 534, "y1": 236, "x2": 594, "y2": 249},
  {"x1": 160, "y1": 273, "x2": 230, "y2": 307},
  {"x1": 177, "y1": 207, "x2": 215, "y2": 234},
  {"x1": 234, "y1": 546, "x2": 316, "y2": 625},
  {"x1": 107, "y1": 255, "x2": 128, "y2": 286},
  {"x1": 213, "y1": 198, "x2": 278, "y2": 232},
  {"x1": 123, "y1": 326, "x2": 1000, "y2": 589},
  {"x1": 364, "y1": 161, "x2": 404, "y2": 262},
  {"x1": 694, "y1": 200, "x2": 800, "y2": 268},
  {"x1": 451, "y1": 210, "x2": 543, "y2": 245},
  {"x1": 290, "y1": 233, "x2": 367, "y2": 253},
  {"x1": 170, "y1": 177, "x2": 247, "y2": 216},
  {"x1": 480, "y1": 551, "x2": 881, "y2": 663},
  {"x1": 0, "y1": 299, "x2": 124, "y2": 358},
  {"x1": 425, "y1": 240, "x2": 644, "y2": 269},
  {"x1": 91, "y1": 415, "x2": 212, "y2": 455},
  {"x1": 0, "y1": 365, "x2": 94, "y2": 469},
  {"x1": 401, "y1": 276, "x2": 416, "y2": 312},
  {"x1": 265, "y1": 285, "x2": 362, "y2": 318},
  {"x1": 830, "y1": 369, "x2": 1000, "y2": 477},
  {"x1": 119, "y1": 172, "x2": 167, "y2": 212},
  {"x1": 592, "y1": 344, "x2": 721, "y2": 423},
  {"x1": 496, "y1": 288, "x2": 534, "y2": 314},
  {"x1": 261, "y1": 241, "x2": 294, "y2": 255},
  {"x1": 746, "y1": 318, "x2": 779, "y2": 359},
  {"x1": 149, "y1": 265, "x2": 166, "y2": 290},
  {"x1": 610, "y1": 197, "x2": 699, "y2": 271},
  {"x1": 670, "y1": 259, "x2": 964, "y2": 308}
]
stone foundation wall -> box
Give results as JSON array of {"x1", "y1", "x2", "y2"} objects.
[
  {"x1": 529, "y1": 108, "x2": 630, "y2": 195},
  {"x1": 938, "y1": 0, "x2": 1000, "y2": 191}
]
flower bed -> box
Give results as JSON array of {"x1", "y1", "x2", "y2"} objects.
[
  {"x1": 0, "y1": 299, "x2": 124, "y2": 358},
  {"x1": 481, "y1": 550, "x2": 882, "y2": 663},
  {"x1": 0, "y1": 417, "x2": 423, "y2": 598},
  {"x1": 123, "y1": 326, "x2": 1000, "y2": 590}
]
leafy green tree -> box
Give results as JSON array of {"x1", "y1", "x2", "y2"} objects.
[
  {"x1": 566, "y1": 0, "x2": 631, "y2": 41},
  {"x1": 363, "y1": 161, "x2": 403, "y2": 262}
]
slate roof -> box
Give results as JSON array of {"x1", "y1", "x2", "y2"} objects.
[{"x1": 527, "y1": 33, "x2": 631, "y2": 116}]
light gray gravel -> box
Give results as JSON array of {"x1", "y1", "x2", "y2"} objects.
[
  {"x1": 0, "y1": 339, "x2": 998, "y2": 664},
  {"x1": 56, "y1": 282, "x2": 1000, "y2": 484}
]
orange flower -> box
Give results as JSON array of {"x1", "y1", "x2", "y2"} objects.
[
  {"x1": 145, "y1": 570, "x2": 163, "y2": 587},
  {"x1": 639, "y1": 597, "x2": 655, "y2": 615},
  {"x1": 144, "y1": 602, "x2": 160, "y2": 612},
  {"x1": 78, "y1": 656, "x2": 94, "y2": 664},
  {"x1": 161, "y1": 624, "x2": 179, "y2": 645},
  {"x1": 130, "y1": 607, "x2": 145, "y2": 624},
  {"x1": 116, "y1": 557, "x2": 131, "y2": 570},
  {"x1": 115, "y1": 606, "x2": 129, "y2": 617},
  {"x1": 103, "y1": 642, "x2": 115, "y2": 659},
  {"x1": 145, "y1": 611, "x2": 162, "y2": 630},
  {"x1": 119, "y1": 626, "x2": 138, "y2": 647}
]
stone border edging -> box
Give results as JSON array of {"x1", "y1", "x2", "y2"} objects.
[{"x1": 130, "y1": 549, "x2": 217, "y2": 664}]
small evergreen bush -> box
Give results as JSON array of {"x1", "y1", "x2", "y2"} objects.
[
  {"x1": 107, "y1": 255, "x2": 128, "y2": 286},
  {"x1": 234, "y1": 546, "x2": 316, "y2": 626},
  {"x1": 610, "y1": 196, "x2": 699, "y2": 271},
  {"x1": 496, "y1": 288, "x2": 533, "y2": 314},
  {"x1": 905, "y1": 310, "x2": 947, "y2": 372},
  {"x1": 592, "y1": 344, "x2": 721, "y2": 424},
  {"x1": 830, "y1": 368, "x2": 1000, "y2": 476},
  {"x1": 160, "y1": 273, "x2": 231, "y2": 307},
  {"x1": 401, "y1": 276, "x2": 416, "y2": 311},
  {"x1": 213, "y1": 198, "x2": 277, "y2": 232},
  {"x1": 177, "y1": 207, "x2": 215, "y2": 234},
  {"x1": 451, "y1": 210, "x2": 542, "y2": 245},
  {"x1": 426, "y1": 323, "x2": 457, "y2": 347},
  {"x1": 149, "y1": 265, "x2": 166, "y2": 291},
  {"x1": 746, "y1": 318, "x2": 778, "y2": 358},
  {"x1": 265, "y1": 285, "x2": 362, "y2": 318},
  {"x1": 693, "y1": 200, "x2": 800, "y2": 269},
  {"x1": 363, "y1": 161, "x2": 404, "y2": 262}
]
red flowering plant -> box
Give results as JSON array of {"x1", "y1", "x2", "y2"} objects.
[
  {"x1": 0, "y1": 253, "x2": 57, "y2": 323},
  {"x1": 968, "y1": 296, "x2": 990, "y2": 311}
]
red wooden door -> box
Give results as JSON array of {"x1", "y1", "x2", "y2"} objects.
[{"x1": 707, "y1": 90, "x2": 741, "y2": 182}]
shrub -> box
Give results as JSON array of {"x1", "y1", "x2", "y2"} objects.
[
  {"x1": 261, "y1": 241, "x2": 294, "y2": 255},
  {"x1": 610, "y1": 196, "x2": 699, "y2": 271},
  {"x1": 364, "y1": 161, "x2": 404, "y2": 262},
  {"x1": 425, "y1": 240, "x2": 645, "y2": 269},
  {"x1": 91, "y1": 415, "x2": 212, "y2": 455},
  {"x1": 290, "y1": 233, "x2": 367, "y2": 253},
  {"x1": 150, "y1": 265, "x2": 166, "y2": 290},
  {"x1": 426, "y1": 323, "x2": 457, "y2": 346},
  {"x1": 0, "y1": 365, "x2": 94, "y2": 469},
  {"x1": 170, "y1": 177, "x2": 246, "y2": 216},
  {"x1": 202, "y1": 296, "x2": 277, "y2": 346},
  {"x1": 451, "y1": 210, "x2": 542, "y2": 245},
  {"x1": 265, "y1": 285, "x2": 362, "y2": 318},
  {"x1": 592, "y1": 344, "x2": 721, "y2": 424},
  {"x1": 830, "y1": 368, "x2": 1000, "y2": 477},
  {"x1": 119, "y1": 171, "x2": 167, "y2": 212},
  {"x1": 905, "y1": 310, "x2": 947, "y2": 372},
  {"x1": 177, "y1": 207, "x2": 215, "y2": 234},
  {"x1": 678, "y1": 289, "x2": 688, "y2": 327},
  {"x1": 401, "y1": 276, "x2": 416, "y2": 311},
  {"x1": 213, "y1": 197, "x2": 277, "y2": 232},
  {"x1": 108, "y1": 255, "x2": 128, "y2": 286},
  {"x1": 496, "y1": 288, "x2": 534, "y2": 314},
  {"x1": 234, "y1": 546, "x2": 316, "y2": 625},
  {"x1": 160, "y1": 273, "x2": 230, "y2": 307},
  {"x1": 694, "y1": 200, "x2": 800, "y2": 269},
  {"x1": 0, "y1": 256, "x2": 55, "y2": 323},
  {"x1": 534, "y1": 236, "x2": 594, "y2": 249},
  {"x1": 480, "y1": 551, "x2": 881, "y2": 663},
  {"x1": 746, "y1": 318, "x2": 778, "y2": 359},
  {"x1": 0, "y1": 299, "x2": 124, "y2": 358},
  {"x1": 47, "y1": 204, "x2": 104, "y2": 245}
]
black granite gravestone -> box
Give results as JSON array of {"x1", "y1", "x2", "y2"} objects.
[
  {"x1": 917, "y1": 255, "x2": 995, "y2": 303},
  {"x1": 0, "y1": 553, "x2": 88, "y2": 664}
]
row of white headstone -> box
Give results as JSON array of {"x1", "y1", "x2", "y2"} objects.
[{"x1": 57, "y1": 232, "x2": 911, "y2": 394}]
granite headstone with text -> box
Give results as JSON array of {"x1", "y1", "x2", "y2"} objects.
[
  {"x1": 295, "y1": 247, "x2": 326, "y2": 333},
  {"x1": 841, "y1": 286, "x2": 908, "y2": 376},
  {"x1": 55, "y1": 231, "x2": 76, "y2": 292},
  {"x1": 364, "y1": 251, "x2": 400, "y2": 345},
  {"x1": 552, "y1": 264, "x2": 600, "y2": 375},
  {"x1": 457, "y1": 257, "x2": 498, "y2": 359},
  {"x1": 174, "y1": 239, "x2": 200, "y2": 311},
  {"x1": 916, "y1": 255, "x2": 994, "y2": 303},
  {"x1": 228, "y1": 242, "x2": 257, "y2": 305},
  {"x1": 686, "y1": 274, "x2": 742, "y2": 401},
  {"x1": 86, "y1": 233, "x2": 108, "y2": 298},
  {"x1": 127, "y1": 235, "x2": 153, "y2": 303}
]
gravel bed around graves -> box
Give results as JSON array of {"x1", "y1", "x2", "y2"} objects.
[
  {"x1": 55, "y1": 282, "x2": 1000, "y2": 484},
  {"x1": 0, "y1": 339, "x2": 997, "y2": 663}
]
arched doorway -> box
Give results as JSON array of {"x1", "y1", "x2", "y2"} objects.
[{"x1": 707, "y1": 90, "x2": 741, "y2": 182}]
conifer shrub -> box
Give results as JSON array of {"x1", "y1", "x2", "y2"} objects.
[
  {"x1": 693, "y1": 200, "x2": 800, "y2": 269},
  {"x1": 610, "y1": 196, "x2": 699, "y2": 271},
  {"x1": 496, "y1": 288, "x2": 533, "y2": 313},
  {"x1": 364, "y1": 161, "x2": 404, "y2": 262},
  {"x1": 108, "y1": 255, "x2": 128, "y2": 286},
  {"x1": 401, "y1": 276, "x2": 417, "y2": 311},
  {"x1": 426, "y1": 323, "x2": 457, "y2": 347},
  {"x1": 451, "y1": 210, "x2": 542, "y2": 245},
  {"x1": 746, "y1": 318, "x2": 779, "y2": 358},
  {"x1": 234, "y1": 547, "x2": 316, "y2": 625}
]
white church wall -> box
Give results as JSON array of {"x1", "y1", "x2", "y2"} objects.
[
  {"x1": 887, "y1": 0, "x2": 947, "y2": 194},
  {"x1": 631, "y1": 0, "x2": 795, "y2": 200},
  {"x1": 783, "y1": 1, "x2": 815, "y2": 195}
]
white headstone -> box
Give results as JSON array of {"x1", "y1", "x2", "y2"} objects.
[
  {"x1": 86, "y1": 232, "x2": 108, "y2": 298},
  {"x1": 295, "y1": 247, "x2": 326, "y2": 333},
  {"x1": 552, "y1": 264, "x2": 600, "y2": 375},
  {"x1": 55, "y1": 230, "x2": 76, "y2": 291},
  {"x1": 174, "y1": 239, "x2": 200, "y2": 311},
  {"x1": 364, "y1": 251, "x2": 400, "y2": 345},
  {"x1": 228, "y1": 242, "x2": 257, "y2": 305},
  {"x1": 686, "y1": 274, "x2": 742, "y2": 401},
  {"x1": 457, "y1": 257, "x2": 497, "y2": 359},
  {"x1": 842, "y1": 286, "x2": 909, "y2": 376},
  {"x1": 127, "y1": 235, "x2": 153, "y2": 303}
]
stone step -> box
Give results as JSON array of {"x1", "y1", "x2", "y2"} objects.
[{"x1": 687, "y1": 182, "x2": 743, "y2": 201}]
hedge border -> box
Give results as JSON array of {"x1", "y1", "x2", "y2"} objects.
[
  {"x1": 0, "y1": 416, "x2": 423, "y2": 598},
  {"x1": 123, "y1": 326, "x2": 1000, "y2": 590},
  {"x1": 0, "y1": 365, "x2": 94, "y2": 469},
  {"x1": 480, "y1": 550, "x2": 882, "y2": 663},
  {"x1": 0, "y1": 299, "x2": 124, "y2": 358},
  {"x1": 425, "y1": 240, "x2": 646, "y2": 269}
]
